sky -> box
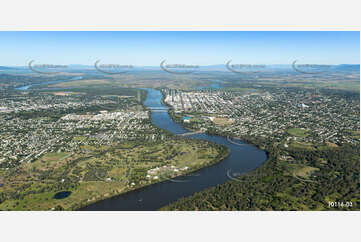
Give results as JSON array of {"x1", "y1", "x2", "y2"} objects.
[{"x1": 0, "y1": 31, "x2": 359, "y2": 66}]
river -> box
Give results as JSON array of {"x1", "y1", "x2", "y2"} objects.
[
  {"x1": 15, "y1": 76, "x2": 83, "y2": 90},
  {"x1": 80, "y1": 88, "x2": 267, "y2": 210}
]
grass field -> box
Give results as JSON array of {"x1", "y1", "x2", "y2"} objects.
[
  {"x1": 25, "y1": 152, "x2": 72, "y2": 171},
  {"x1": 51, "y1": 79, "x2": 112, "y2": 88},
  {"x1": 212, "y1": 117, "x2": 234, "y2": 126},
  {"x1": 349, "y1": 130, "x2": 360, "y2": 139},
  {"x1": 287, "y1": 128, "x2": 309, "y2": 137},
  {"x1": 289, "y1": 141, "x2": 340, "y2": 151},
  {"x1": 290, "y1": 164, "x2": 319, "y2": 178},
  {"x1": 0, "y1": 139, "x2": 226, "y2": 210}
]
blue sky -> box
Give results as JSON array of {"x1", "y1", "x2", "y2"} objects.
[{"x1": 0, "y1": 31, "x2": 359, "y2": 66}]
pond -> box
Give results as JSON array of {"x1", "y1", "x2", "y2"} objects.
[{"x1": 53, "y1": 191, "x2": 72, "y2": 199}]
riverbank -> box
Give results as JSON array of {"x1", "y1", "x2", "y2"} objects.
[
  {"x1": 161, "y1": 88, "x2": 268, "y2": 153},
  {"x1": 77, "y1": 143, "x2": 230, "y2": 210},
  {"x1": 77, "y1": 89, "x2": 231, "y2": 210},
  {"x1": 80, "y1": 88, "x2": 267, "y2": 211}
]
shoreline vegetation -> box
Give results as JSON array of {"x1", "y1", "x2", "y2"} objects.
[
  {"x1": 158, "y1": 90, "x2": 359, "y2": 211},
  {"x1": 160, "y1": 126, "x2": 359, "y2": 211},
  {"x1": 161, "y1": 132, "x2": 360, "y2": 210}
]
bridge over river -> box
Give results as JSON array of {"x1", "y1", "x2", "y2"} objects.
[
  {"x1": 177, "y1": 130, "x2": 205, "y2": 136},
  {"x1": 148, "y1": 107, "x2": 169, "y2": 112},
  {"x1": 80, "y1": 88, "x2": 267, "y2": 211}
]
